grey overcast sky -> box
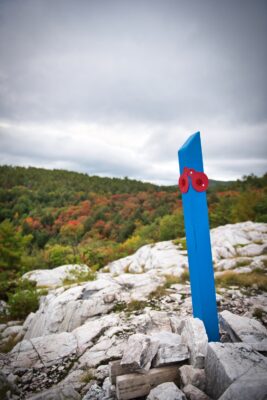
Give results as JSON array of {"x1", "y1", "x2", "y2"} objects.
[{"x1": 0, "y1": 0, "x2": 266, "y2": 184}]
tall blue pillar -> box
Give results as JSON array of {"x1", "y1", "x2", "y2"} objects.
[{"x1": 178, "y1": 132, "x2": 219, "y2": 341}]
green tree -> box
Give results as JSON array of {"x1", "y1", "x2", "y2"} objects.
[
  {"x1": 0, "y1": 220, "x2": 32, "y2": 272},
  {"x1": 159, "y1": 212, "x2": 185, "y2": 241},
  {"x1": 45, "y1": 244, "x2": 78, "y2": 268}
]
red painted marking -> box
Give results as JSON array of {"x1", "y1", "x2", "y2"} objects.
[
  {"x1": 192, "y1": 172, "x2": 209, "y2": 192},
  {"x1": 178, "y1": 168, "x2": 209, "y2": 193},
  {"x1": 179, "y1": 173, "x2": 189, "y2": 193}
]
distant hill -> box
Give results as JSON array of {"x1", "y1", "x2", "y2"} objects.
[{"x1": 0, "y1": 165, "x2": 266, "y2": 303}]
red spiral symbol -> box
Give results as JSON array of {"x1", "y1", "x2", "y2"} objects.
[
  {"x1": 191, "y1": 172, "x2": 209, "y2": 192},
  {"x1": 178, "y1": 173, "x2": 189, "y2": 193}
]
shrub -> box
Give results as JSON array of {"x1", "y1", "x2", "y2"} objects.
[
  {"x1": 8, "y1": 286, "x2": 39, "y2": 319},
  {"x1": 63, "y1": 268, "x2": 96, "y2": 285}
]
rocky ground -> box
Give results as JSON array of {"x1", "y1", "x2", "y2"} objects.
[{"x1": 0, "y1": 221, "x2": 267, "y2": 400}]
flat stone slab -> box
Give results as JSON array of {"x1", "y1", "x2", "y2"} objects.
[
  {"x1": 205, "y1": 342, "x2": 267, "y2": 399},
  {"x1": 220, "y1": 310, "x2": 267, "y2": 352},
  {"x1": 10, "y1": 332, "x2": 78, "y2": 369},
  {"x1": 116, "y1": 366, "x2": 179, "y2": 400},
  {"x1": 151, "y1": 332, "x2": 189, "y2": 367},
  {"x1": 120, "y1": 333, "x2": 159, "y2": 372}
]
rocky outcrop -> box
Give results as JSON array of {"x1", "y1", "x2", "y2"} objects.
[
  {"x1": 23, "y1": 264, "x2": 91, "y2": 288},
  {"x1": 1, "y1": 222, "x2": 266, "y2": 399},
  {"x1": 107, "y1": 241, "x2": 188, "y2": 275},
  {"x1": 211, "y1": 221, "x2": 267, "y2": 262}
]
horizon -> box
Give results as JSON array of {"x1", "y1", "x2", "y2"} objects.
[{"x1": 1, "y1": 163, "x2": 265, "y2": 187}]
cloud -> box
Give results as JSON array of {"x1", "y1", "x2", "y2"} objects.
[{"x1": 0, "y1": 0, "x2": 266, "y2": 183}]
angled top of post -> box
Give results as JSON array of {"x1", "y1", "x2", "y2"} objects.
[{"x1": 178, "y1": 131, "x2": 204, "y2": 174}]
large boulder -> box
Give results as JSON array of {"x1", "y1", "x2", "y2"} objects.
[
  {"x1": 220, "y1": 310, "x2": 267, "y2": 352},
  {"x1": 205, "y1": 342, "x2": 267, "y2": 399}
]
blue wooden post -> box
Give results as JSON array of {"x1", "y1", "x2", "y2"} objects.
[{"x1": 178, "y1": 132, "x2": 219, "y2": 342}]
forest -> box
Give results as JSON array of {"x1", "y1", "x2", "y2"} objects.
[{"x1": 0, "y1": 165, "x2": 266, "y2": 306}]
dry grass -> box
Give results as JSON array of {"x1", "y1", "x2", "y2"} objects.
[
  {"x1": 173, "y1": 238, "x2": 187, "y2": 250},
  {"x1": 163, "y1": 270, "x2": 190, "y2": 287},
  {"x1": 63, "y1": 269, "x2": 96, "y2": 285},
  {"x1": 113, "y1": 299, "x2": 147, "y2": 313},
  {"x1": 80, "y1": 370, "x2": 95, "y2": 383},
  {"x1": 127, "y1": 300, "x2": 147, "y2": 312},
  {"x1": 215, "y1": 270, "x2": 267, "y2": 291},
  {"x1": 0, "y1": 335, "x2": 19, "y2": 353},
  {"x1": 253, "y1": 307, "x2": 264, "y2": 320},
  {"x1": 164, "y1": 274, "x2": 182, "y2": 288},
  {"x1": 148, "y1": 285, "x2": 169, "y2": 300}
]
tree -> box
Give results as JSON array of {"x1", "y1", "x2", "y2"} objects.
[
  {"x1": 45, "y1": 244, "x2": 77, "y2": 268},
  {"x1": 158, "y1": 212, "x2": 185, "y2": 241},
  {"x1": 0, "y1": 220, "x2": 32, "y2": 272}
]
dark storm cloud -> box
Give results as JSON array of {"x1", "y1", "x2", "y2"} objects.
[{"x1": 0, "y1": 0, "x2": 266, "y2": 182}]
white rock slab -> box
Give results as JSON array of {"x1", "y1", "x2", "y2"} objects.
[
  {"x1": 132, "y1": 310, "x2": 172, "y2": 334},
  {"x1": 10, "y1": 332, "x2": 77, "y2": 369},
  {"x1": 237, "y1": 243, "x2": 266, "y2": 257},
  {"x1": 73, "y1": 314, "x2": 119, "y2": 355},
  {"x1": 205, "y1": 342, "x2": 267, "y2": 399},
  {"x1": 121, "y1": 333, "x2": 159, "y2": 372},
  {"x1": 151, "y1": 332, "x2": 189, "y2": 367},
  {"x1": 108, "y1": 241, "x2": 188, "y2": 275},
  {"x1": 147, "y1": 382, "x2": 186, "y2": 400},
  {"x1": 24, "y1": 279, "x2": 120, "y2": 339},
  {"x1": 210, "y1": 222, "x2": 267, "y2": 262},
  {"x1": 220, "y1": 310, "x2": 267, "y2": 352},
  {"x1": 181, "y1": 318, "x2": 208, "y2": 368},
  {"x1": 23, "y1": 264, "x2": 90, "y2": 288},
  {"x1": 78, "y1": 335, "x2": 126, "y2": 369}
]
